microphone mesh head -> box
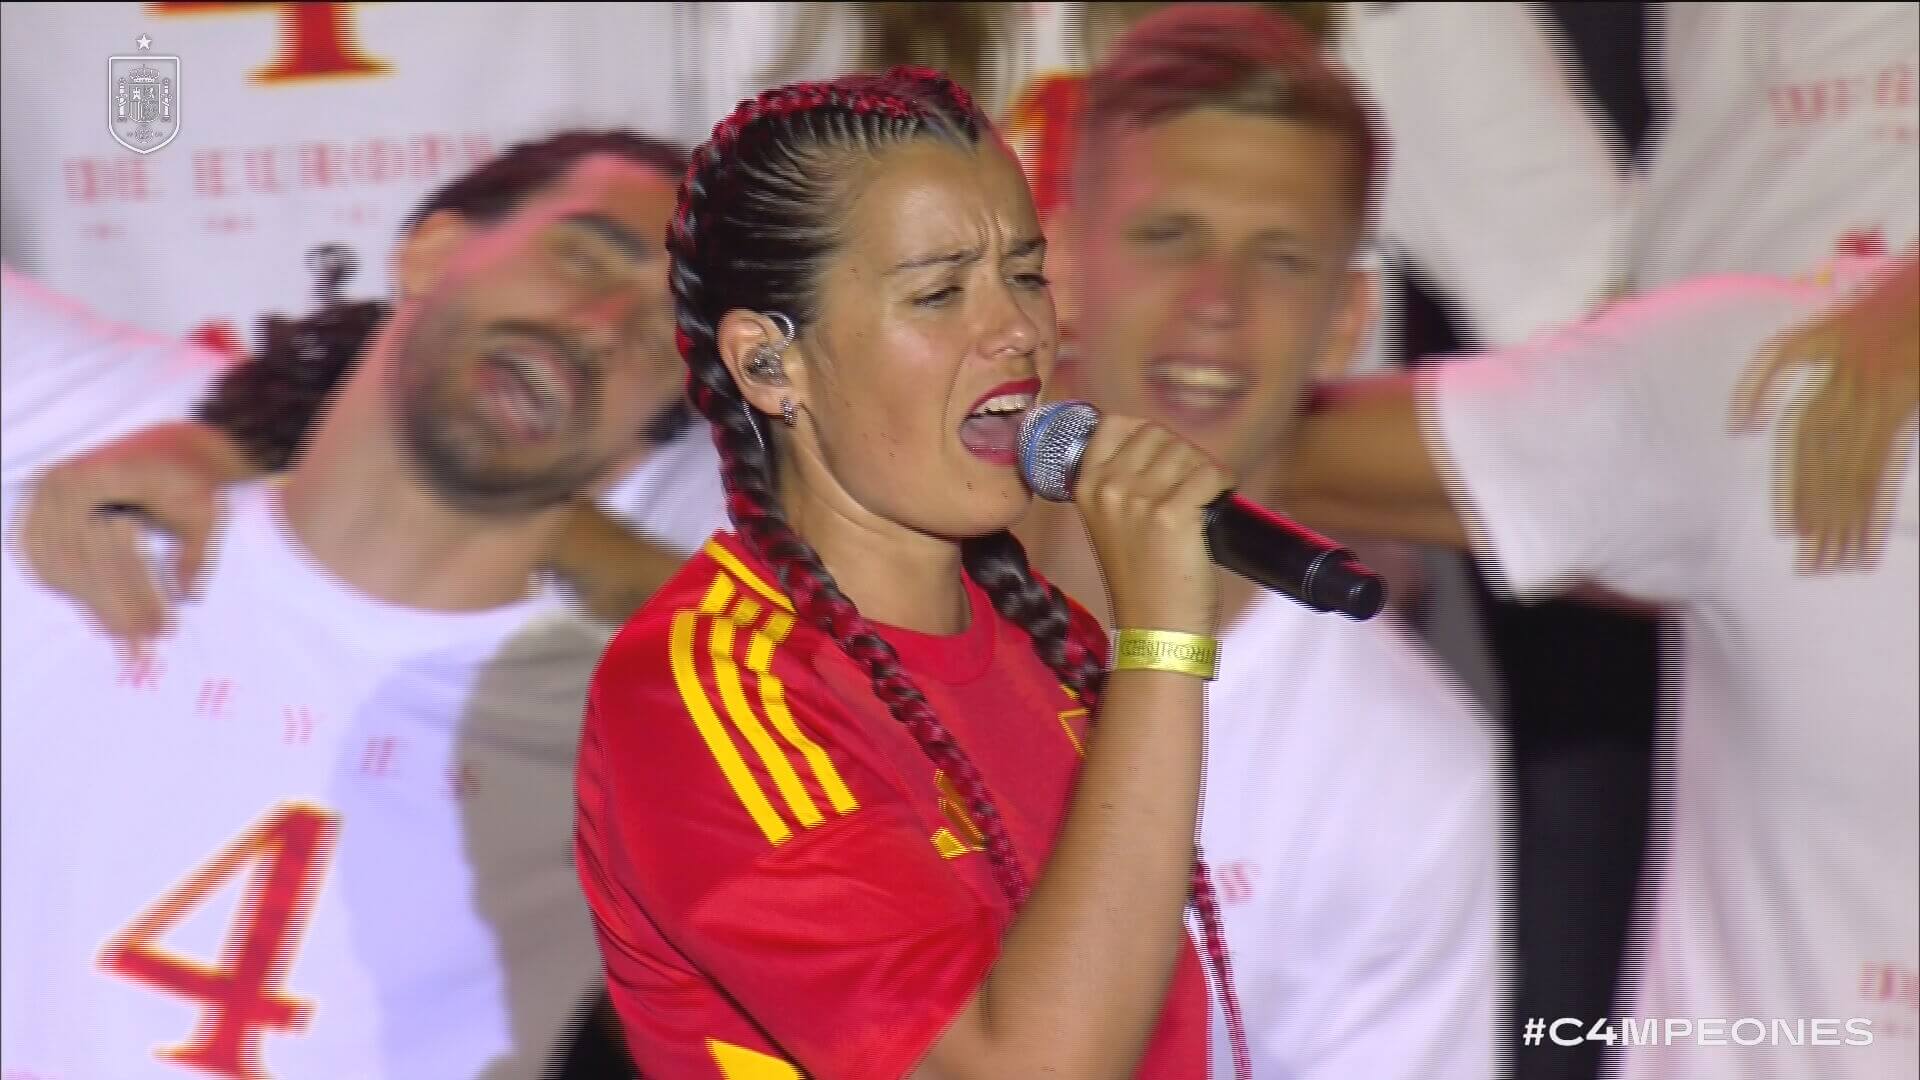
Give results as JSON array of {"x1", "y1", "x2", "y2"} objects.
[{"x1": 1017, "y1": 400, "x2": 1100, "y2": 502}]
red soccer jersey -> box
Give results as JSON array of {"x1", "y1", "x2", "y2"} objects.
[{"x1": 576, "y1": 532, "x2": 1212, "y2": 1078}]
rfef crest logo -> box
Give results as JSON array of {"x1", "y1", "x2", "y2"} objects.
[{"x1": 109, "y1": 34, "x2": 180, "y2": 154}]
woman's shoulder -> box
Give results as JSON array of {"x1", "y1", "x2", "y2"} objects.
[
  {"x1": 579, "y1": 538, "x2": 924, "y2": 886},
  {"x1": 600, "y1": 533, "x2": 824, "y2": 677}
]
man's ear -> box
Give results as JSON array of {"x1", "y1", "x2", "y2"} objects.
[
  {"x1": 394, "y1": 210, "x2": 473, "y2": 301},
  {"x1": 716, "y1": 310, "x2": 808, "y2": 422},
  {"x1": 1314, "y1": 266, "x2": 1377, "y2": 382}
]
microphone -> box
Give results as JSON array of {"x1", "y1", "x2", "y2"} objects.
[{"x1": 1018, "y1": 401, "x2": 1386, "y2": 621}]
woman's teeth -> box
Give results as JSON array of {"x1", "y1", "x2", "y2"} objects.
[{"x1": 970, "y1": 391, "x2": 1037, "y2": 417}]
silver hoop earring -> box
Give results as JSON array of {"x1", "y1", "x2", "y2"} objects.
[{"x1": 781, "y1": 398, "x2": 798, "y2": 427}]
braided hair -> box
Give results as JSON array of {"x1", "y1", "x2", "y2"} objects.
[
  {"x1": 196, "y1": 130, "x2": 691, "y2": 470},
  {"x1": 669, "y1": 67, "x2": 1248, "y2": 1074}
]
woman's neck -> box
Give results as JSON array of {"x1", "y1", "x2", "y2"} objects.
[{"x1": 779, "y1": 470, "x2": 971, "y2": 637}]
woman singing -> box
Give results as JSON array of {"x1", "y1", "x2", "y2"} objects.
[{"x1": 574, "y1": 67, "x2": 1247, "y2": 1078}]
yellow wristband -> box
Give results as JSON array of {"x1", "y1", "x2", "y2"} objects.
[{"x1": 1112, "y1": 628, "x2": 1220, "y2": 681}]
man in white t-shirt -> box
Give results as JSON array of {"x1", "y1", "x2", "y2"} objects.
[
  {"x1": 0, "y1": 130, "x2": 689, "y2": 1079},
  {"x1": 1019, "y1": 10, "x2": 1507, "y2": 1077},
  {"x1": 1435, "y1": 274, "x2": 1918, "y2": 1080},
  {"x1": 1281, "y1": 253, "x2": 1919, "y2": 1080}
]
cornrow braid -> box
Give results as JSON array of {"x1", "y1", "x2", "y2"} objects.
[
  {"x1": 1192, "y1": 862, "x2": 1255, "y2": 1079},
  {"x1": 669, "y1": 68, "x2": 1250, "y2": 1078}
]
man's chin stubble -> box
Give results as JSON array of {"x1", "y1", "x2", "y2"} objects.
[{"x1": 398, "y1": 412, "x2": 601, "y2": 518}]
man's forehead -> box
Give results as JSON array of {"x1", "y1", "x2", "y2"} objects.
[
  {"x1": 531, "y1": 154, "x2": 677, "y2": 225},
  {"x1": 558, "y1": 153, "x2": 677, "y2": 193},
  {"x1": 1098, "y1": 108, "x2": 1354, "y2": 209}
]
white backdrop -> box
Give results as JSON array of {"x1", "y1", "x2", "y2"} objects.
[
  {"x1": 0, "y1": 2, "x2": 888, "y2": 353},
  {"x1": 0, "y1": 2, "x2": 1382, "y2": 360}
]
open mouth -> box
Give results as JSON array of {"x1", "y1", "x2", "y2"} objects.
[
  {"x1": 473, "y1": 337, "x2": 587, "y2": 443},
  {"x1": 1145, "y1": 358, "x2": 1251, "y2": 424},
  {"x1": 958, "y1": 377, "x2": 1042, "y2": 465}
]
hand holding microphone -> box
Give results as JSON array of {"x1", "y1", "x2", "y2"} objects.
[
  {"x1": 1020, "y1": 401, "x2": 1386, "y2": 621},
  {"x1": 1056, "y1": 412, "x2": 1233, "y2": 640}
]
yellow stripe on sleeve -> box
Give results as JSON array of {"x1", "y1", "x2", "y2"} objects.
[
  {"x1": 747, "y1": 612, "x2": 859, "y2": 816},
  {"x1": 704, "y1": 540, "x2": 794, "y2": 612},
  {"x1": 1058, "y1": 708, "x2": 1088, "y2": 756},
  {"x1": 708, "y1": 1039, "x2": 801, "y2": 1079},
  {"x1": 729, "y1": 597, "x2": 763, "y2": 628},
  {"x1": 932, "y1": 828, "x2": 970, "y2": 859},
  {"x1": 708, "y1": 615, "x2": 824, "y2": 828},
  {"x1": 669, "y1": 610, "x2": 791, "y2": 846},
  {"x1": 699, "y1": 574, "x2": 736, "y2": 616}
]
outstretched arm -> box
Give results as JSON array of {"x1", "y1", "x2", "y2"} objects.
[
  {"x1": 1279, "y1": 376, "x2": 1470, "y2": 549},
  {"x1": 1283, "y1": 253, "x2": 1920, "y2": 575},
  {"x1": 17, "y1": 417, "x2": 689, "y2": 638},
  {"x1": 550, "y1": 505, "x2": 689, "y2": 624}
]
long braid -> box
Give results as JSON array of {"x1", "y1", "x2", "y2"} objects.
[
  {"x1": 1192, "y1": 860, "x2": 1255, "y2": 1078},
  {"x1": 671, "y1": 69, "x2": 1247, "y2": 1076},
  {"x1": 960, "y1": 531, "x2": 1107, "y2": 706}
]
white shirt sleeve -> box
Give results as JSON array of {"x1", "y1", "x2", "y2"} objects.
[
  {"x1": 594, "y1": 422, "x2": 730, "y2": 557},
  {"x1": 1418, "y1": 275, "x2": 1820, "y2": 604},
  {"x1": 2, "y1": 267, "x2": 226, "y2": 487},
  {"x1": 1341, "y1": 2, "x2": 1631, "y2": 346}
]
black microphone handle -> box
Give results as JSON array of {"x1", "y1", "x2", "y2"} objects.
[{"x1": 1202, "y1": 491, "x2": 1387, "y2": 620}]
